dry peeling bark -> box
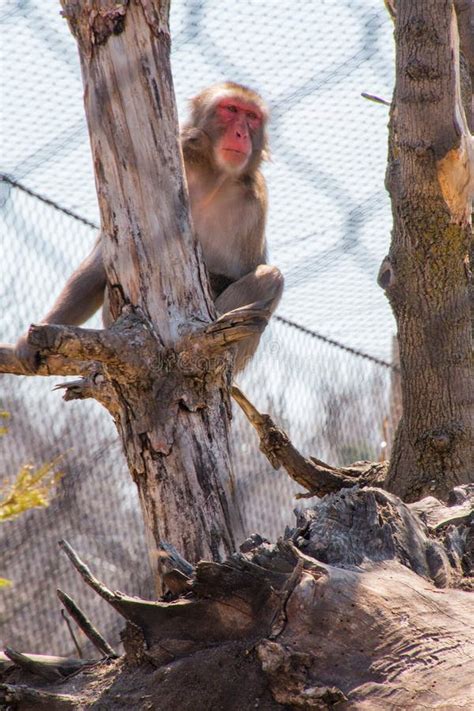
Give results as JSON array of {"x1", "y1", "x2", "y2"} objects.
[
  {"x1": 56, "y1": 0, "x2": 248, "y2": 579},
  {"x1": 379, "y1": 0, "x2": 474, "y2": 500},
  {"x1": 0, "y1": 485, "x2": 472, "y2": 710},
  {"x1": 0, "y1": 0, "x2": 270, "y2": 587}
]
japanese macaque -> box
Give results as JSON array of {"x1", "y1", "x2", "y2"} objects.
[{"x1": 15, "y1": 82, "x2": 283, "y2": 372}]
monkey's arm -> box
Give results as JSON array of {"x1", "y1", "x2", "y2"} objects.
[
  {"x1": 42, "y1": 238, "x2": 106, "y2": 325},
  {"x1": 15, "y1": 238, "x2": 106, "y2": 371}
]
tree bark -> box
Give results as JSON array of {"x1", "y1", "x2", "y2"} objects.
[
  {"x1": 37, "y1": 0, "x2": 245, "y2": 586},
  {"x1": 380, "y1": 0, "x2": 474, "y2": 501}
]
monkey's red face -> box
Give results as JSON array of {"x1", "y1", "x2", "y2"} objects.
[{"x1": 214, "y1": 98, "x2": 263, "y2": 174}]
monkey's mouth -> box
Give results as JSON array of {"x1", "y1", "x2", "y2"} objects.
[
  {"x1": 223, "y1": 148, "x2": 246, "y2": 156},
  {"x1": 216, "y1": 146, "x2": 249, "y2": 173},
  {"x1": 222, "y1": 148, "x2": 248, "y2": 164}
]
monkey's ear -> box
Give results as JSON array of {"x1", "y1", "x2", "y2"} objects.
[
  {"x1": 181, "y1": 126, "x2": 209, "y2": 146},
  {"x1": 181, "y1": 126, "x2": 212, "y2": 164}
]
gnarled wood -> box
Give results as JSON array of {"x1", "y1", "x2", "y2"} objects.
[{"x1": 2, "y1": 486, "x2": 473, "y2": 709}]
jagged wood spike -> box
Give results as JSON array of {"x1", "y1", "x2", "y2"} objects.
[
  {"x1": 158, "y1": 541, "x2": 194, "y2": 577},
  {"x1": 57, "y1": 589, "x2": 118, "y2": 658},
  {"x1": 58, "y1": 539, "x2": 182, "y2": 643},
  {"x1": 58, "y1": 539, "x2": 294, "y2": 651},
  {"x1": 58, "y1": 539, "x2": 117, "y2": 602},
  {"x1": 3, "y1": 648, "x2": 95, "y2": 681}
]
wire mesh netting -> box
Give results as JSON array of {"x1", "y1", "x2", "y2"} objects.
[{"x1": 1, "y1": 1, "x2": 398, "y2": 656}]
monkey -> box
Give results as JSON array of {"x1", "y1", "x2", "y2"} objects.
[{"x1": 15, "y1": 82, "x2": 284, "y2": 373}]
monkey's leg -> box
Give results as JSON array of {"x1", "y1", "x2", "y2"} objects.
[{"x1": 214, "y1": 264, "x2": 284, "y2": 371}]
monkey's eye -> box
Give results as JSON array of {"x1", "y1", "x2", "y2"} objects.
[
  {"x1": 247, "y1": 111, "x2": 257, "y2": 121},
  {"x1": 227, "y1": 105, "x2": 238, "y2": 113}
]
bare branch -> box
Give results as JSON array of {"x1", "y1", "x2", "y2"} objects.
[
  {"x1": 58, "y1": 540, "x2": 117, "y2": 604},
  {"x1": 176, "y1": 301, "x2": 272, "y2": 376},
  {"x1": 231, "y1": 385, "x2": 367, "y2": 496},
  {"x1": 3, "y1": 648, "x2": 95, "y2": 680},
  {"x1": 0, "y1": 342, "x2": 89, "y2": 377},
  {"x1": 27, "y1": 323, "x2": 122, "y2": 363},
  {"x1": 57, "y1": 589, "x2": 118, "y2": 658}
]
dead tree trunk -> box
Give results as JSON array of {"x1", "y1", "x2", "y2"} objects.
[
  {"x1": 0, "y1": 0, "x2": 250, "y2": 586},
  {"x1": 379, "y1": 0, "x2": 474, "y2": 501},
  {"x1": 59, "y1": 2, "x2": 250, "y2": 582}
]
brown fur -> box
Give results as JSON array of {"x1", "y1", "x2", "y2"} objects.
[{"x1": 16, "y1": 83, "x2": 283, "y2": 372}]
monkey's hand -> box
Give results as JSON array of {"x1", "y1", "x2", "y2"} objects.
[{"x1": 14, "y1": 330, "x2": 42, "y2": 373}]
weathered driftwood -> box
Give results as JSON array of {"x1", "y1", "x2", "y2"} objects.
[
  {"x1": 0, "y1": 651, "x2": 96, "y2": 679},
  {"x1": 1, "y1": 485, "x2": 472, "y2": 710}
]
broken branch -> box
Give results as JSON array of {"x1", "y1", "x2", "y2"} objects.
[
  {"x1": 57, "y1": 589, "x2": 118, "y2": 658},
  {"x1": 231, "y1": 385, "x2": 371, "y2": 496}
]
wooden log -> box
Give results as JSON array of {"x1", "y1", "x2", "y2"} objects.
[{"x1": 3, "y1": 486, "x2": 473, "y2": 708}]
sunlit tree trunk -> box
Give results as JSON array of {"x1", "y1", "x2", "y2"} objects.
[
  {"x1": 379, "y1": 0, "x2": 474, "y2": 501},
  {"x1": 55, "y1": 0, "x2": 243, "y2": 587}
]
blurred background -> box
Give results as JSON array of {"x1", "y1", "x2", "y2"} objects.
[{"x1": 0, "y1": 0, "x2": 399, "y2": 656}]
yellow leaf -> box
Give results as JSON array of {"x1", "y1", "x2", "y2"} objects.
[{"x1": 0, "y1": 459, "x2": 63, "y2": 522}]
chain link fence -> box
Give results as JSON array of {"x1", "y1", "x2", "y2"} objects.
[{"x1": 1, "y1": 1, "x2": 398, "y2": 656}]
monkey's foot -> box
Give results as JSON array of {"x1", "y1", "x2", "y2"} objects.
[{"x1": 206, "y1": 299, "x2": 273, "y2": 346}]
